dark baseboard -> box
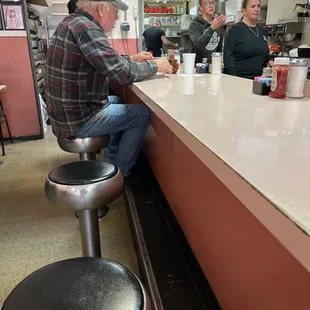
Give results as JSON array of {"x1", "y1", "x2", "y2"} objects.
[
  {"x1": 123, "y1": 153, "x2": 221, "y2": 310},
  {"x1": 2, "y1": 135, "x2": 43, "y2": 141}
]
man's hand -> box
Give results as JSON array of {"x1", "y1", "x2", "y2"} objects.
[
  {"x1": 210, "y1": 14, "x2": 226, "y2": 30},
  {"x1": 130, "y1": 51, "x2": 153, "y2": 62},
  {"x1": 173, "y1": 43, "x2": 179, "y2": 48},
  {"x1": 154, "y1": 58, "x2": 173, "y2": 74}
]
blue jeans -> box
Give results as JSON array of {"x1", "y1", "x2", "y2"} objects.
[
  {"x1": 108, "y1": 95, "x2": 123, "y2": 105},
  {"x1": 75, "y1": 102, "x2": 150, "y2": 177}
]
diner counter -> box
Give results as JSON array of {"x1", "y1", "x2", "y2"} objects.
[
  {"x1": 120, "y1": 73, "x2": 310, "y2": 309},
  {"x1": 136, "y1": 73, "x2": 310, "y2": 233}
]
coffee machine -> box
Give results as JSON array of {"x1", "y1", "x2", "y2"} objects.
[{"x1": 265, "y1": 22, "x2": 304, "y2": 52}]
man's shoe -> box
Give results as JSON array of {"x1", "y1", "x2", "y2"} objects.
[{"x1": 124, "y1": 168, "x2": 149, "y2": 186}]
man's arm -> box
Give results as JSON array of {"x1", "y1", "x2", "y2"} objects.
[
  {"x1": 78, "y1": 29, "x2": 157, "y2": 85},
  {"x1": 161, "y1": 35, "x2": 177, "y2": 48},
  {"x1": 122, "y1": 55, "x2": 130, "y2": 61}
]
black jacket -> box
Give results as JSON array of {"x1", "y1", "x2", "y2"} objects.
[{"x1": 188, "y1": 16, "x2": 224, "y2": 64}]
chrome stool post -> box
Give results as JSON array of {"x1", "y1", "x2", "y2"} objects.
[
  {"x1": 79, "y1": 152, "x2": 96, "y2": 161},
  {"x1": 78, "y1": 209, "x2": 101, "y2": 257}
]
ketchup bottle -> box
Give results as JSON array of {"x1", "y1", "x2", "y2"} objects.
[{"x1": 269, "y1": 57, "x2": 290, "y2": 99}]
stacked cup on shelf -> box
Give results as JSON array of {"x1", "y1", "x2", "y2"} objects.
[
  {"x1": 146, "y1": 15, "x2": 180, "y2": 26},
  {"x1": 180, "y1": 15, "x2": 192, "y2": 30}
]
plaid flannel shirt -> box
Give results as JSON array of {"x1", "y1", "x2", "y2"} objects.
[{"x1": 45, "y1": 10, "x2": 157, "y2": 138}]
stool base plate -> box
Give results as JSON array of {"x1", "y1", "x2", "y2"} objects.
[{"x1": 75, "y1": 206, "x2": 109, "y2": 219}]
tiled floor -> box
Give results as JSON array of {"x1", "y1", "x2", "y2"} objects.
[{"x1": 0, "y1": 130, "x2": 138, "y2": 305}]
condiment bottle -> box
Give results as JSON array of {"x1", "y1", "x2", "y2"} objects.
[
  {"x1": 286, "y1": 58, "x2": 308, "y2": 99},
  {"x1": 167, "y1": 49, "x2": 174, "y2": 60},
  {"x1": 269, "y1": 57, "x2": 290, "y2": 99},
  {"x1": 211, "y1": 52, "x2": 222, "y2": 74},
  {"x1": 262, "y1": 67, "x2": 272, "y2": 78}
]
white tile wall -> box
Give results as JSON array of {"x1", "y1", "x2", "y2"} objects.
[
  {"x1": 31, "y1": 0, "x2": 140, "y2": 39},
  {"x1": 266, "y1": 0, "x2": 300, "y2": 24}
]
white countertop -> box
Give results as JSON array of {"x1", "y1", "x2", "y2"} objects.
[{"x1": 133, "y1": 74, "x2": 310, "y2": 236}]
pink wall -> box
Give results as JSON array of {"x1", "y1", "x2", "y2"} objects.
[
  {"x1": 0, "y1": 37, "x2": 41, "y2": 138},
  {"x1": 0, "y1": 36, "x2": 137, "y2": 139}
]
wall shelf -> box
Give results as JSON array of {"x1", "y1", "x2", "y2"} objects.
[
  {"x1": 144, "y1": 13, "x2": 183, "y2": 15},
  {"x1": 142, "y1": 0, "x2": 189, "y2": 52},
  {"x1": 145, "y1": 1, "x2": 188, "y2": 3},
  {"x1": 144, "y1": 24, "x2": 181, "y2": 27}
]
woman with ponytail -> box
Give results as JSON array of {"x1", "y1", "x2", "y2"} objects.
[
  {"x1": 223, "y1": 0, "x2": 272, "y2": 79},
  {"x1": 189, "y1": 0, "x2": 226, "y2": 65}
]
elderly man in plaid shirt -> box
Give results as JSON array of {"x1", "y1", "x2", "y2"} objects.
[{"x1": 45, "y1": 0, "x2": 172, "y2": 182}]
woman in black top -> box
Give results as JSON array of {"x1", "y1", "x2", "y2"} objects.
[{"x1": 224, "y1": 0, "x2": 272, "y2": 79}]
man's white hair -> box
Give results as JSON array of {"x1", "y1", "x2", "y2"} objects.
[{"x1": 77, "y1": 0, "x2": 111, "y2": 10}]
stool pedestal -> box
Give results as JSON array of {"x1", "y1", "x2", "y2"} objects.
[{"x1": 78, "y1": 209, "x2": 101, "y2": 257}]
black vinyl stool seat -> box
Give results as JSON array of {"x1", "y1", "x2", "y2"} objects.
[
  {"x1": 2, "y1": 257, "x2": 151, "y2": 310},
  {"x1": 48, "y1": 161, "x2": 118, "y2": 185},
  {"x1": 45, "y1": 161, "x2": 124, "y2": 257}
]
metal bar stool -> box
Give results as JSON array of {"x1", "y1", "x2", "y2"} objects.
[
  {"x1": 57, "y1": 136, "x2": 110, "y2": 218},
  {"x1": 2, "y1": 257, "x2": 151, "y2": 310},
  {"x1": 45, "y1": 160, "x2": 123, "y2": 257}
]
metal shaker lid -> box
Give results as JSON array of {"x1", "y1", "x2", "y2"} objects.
[{"x1": 290, "y1": 58, "x2": 309, "y2": 67}]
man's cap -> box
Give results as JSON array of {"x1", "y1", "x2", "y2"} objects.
[{"x1": 102, "y1": 0, "x2": 128, "y2": 11}]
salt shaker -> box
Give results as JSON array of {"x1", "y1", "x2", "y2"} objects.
[
  {"x1": 286, "y1": 59, "x2": 309, "y2": 99},
  {"x1": 211, "y1": 52, "x2": 222, "y2": 74}
]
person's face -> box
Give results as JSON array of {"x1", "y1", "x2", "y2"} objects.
[
  {"x1": 96, "y1": 2, "x2": 119, "y2": 32},
  {"x1": 242, "y1": 0, "x2": 261, "y2": 21},
  {"x1": 199, "y1": 0, "x2": 216, "y2": 16}
]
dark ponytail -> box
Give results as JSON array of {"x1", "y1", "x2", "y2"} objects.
[
  {"x1": 241, "y1": 0, "x2": 248, "y2": 10},
  {"x1": 240, "y1": 0, "x2": 247, "y2": 20}
]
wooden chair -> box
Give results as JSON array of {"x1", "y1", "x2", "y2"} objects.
[{"x1": 0, "y1": 98, "x2": 13, "y2": 156}]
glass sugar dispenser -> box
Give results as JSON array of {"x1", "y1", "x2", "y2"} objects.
[{"x1": 286, "y1": 58, "x2": 309, "y2": 99}]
